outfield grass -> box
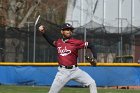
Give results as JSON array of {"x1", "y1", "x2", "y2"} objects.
[{"x1": 0, "y1": 85, "x2": 140, "y2": 93}]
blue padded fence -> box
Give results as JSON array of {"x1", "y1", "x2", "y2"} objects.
[{"x1": 0, "y1": 66, "x2": 140, "y2": 86}]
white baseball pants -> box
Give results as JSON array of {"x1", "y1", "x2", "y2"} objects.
[{"x1": 48, "y1": 67, "x2": 97, "y2": 93}]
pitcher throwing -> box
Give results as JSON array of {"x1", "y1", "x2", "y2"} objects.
[{"x1": 39, "y1": 23, "x2": 97, "y2": 93}]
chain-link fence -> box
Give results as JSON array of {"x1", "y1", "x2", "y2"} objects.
[
  {"x1": 0, "y1": 20, "x2": 140, "y2": 63},
  {"x1": 0, "y1": 20, "x2": 60, "y2": 62}
]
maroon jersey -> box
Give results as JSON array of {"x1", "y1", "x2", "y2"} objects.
[{"x1": 54, "y1": 38, "x2": 88, "y2": 66}]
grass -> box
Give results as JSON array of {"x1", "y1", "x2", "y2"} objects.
[{"x1": 0, "y1": 85, "x2": 140, "y2": 93}]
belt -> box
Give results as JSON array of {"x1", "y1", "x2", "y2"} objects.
[{"x1": 59, "y1": 65, "x2": 77, "y2": 69}]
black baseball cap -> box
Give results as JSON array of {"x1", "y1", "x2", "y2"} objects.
[{"x1": 61, "y1": 23, "x2": 74, "y2": 30}]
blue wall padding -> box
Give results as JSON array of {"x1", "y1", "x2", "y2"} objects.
[{"x1": 0, "y1": 66, "x2": 140, "y2": 86}]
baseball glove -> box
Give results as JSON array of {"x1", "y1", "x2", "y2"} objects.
[{"x1": 85, "y1": 55, "x2": 97, "y2": 66}]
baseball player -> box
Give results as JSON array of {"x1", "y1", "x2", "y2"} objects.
[{"x1": 39, "y1": 23, "x2": 97, "y2": 93}]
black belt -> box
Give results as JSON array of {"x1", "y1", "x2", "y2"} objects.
[{"x1": 59, "y1": 65, "x2": 77, "y2": 69}]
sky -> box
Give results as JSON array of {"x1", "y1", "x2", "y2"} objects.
[{"x1": 66, "y1": 0, "x2": 140, "y2": 33}]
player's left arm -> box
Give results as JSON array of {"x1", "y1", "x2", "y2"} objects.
[
  {"x1": 85, "y1": 42, "x2": 97, "y2": 65},
  {"x1": 87, "y1": 43, "x2": 97, "y2": 59},
  {"x1": 76, "y1": 40, "x2": 97, "y2": 65}
]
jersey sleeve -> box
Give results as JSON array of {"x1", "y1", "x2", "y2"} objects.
[{"x1": 76, "y1": 40, "x2": 88, "y2": 49}]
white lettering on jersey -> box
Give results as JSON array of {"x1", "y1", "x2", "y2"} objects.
[{"x1": 57, "y1": 46, "x2": 71, "y2": 56}]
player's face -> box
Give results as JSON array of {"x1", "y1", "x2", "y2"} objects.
[{"x1": 61, "y1": 29, "x2": 73, "y2": 38}]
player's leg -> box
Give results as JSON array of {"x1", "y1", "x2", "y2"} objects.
[
  {"x1": 89, "y1": 82, "x2": 97, "y2": 93},
  {"x1": 72, "y1": 68, "x2": 97, "y2": 93},
  {"x1": 48, "y1": 68, "x2": 71, "y2": 93}
]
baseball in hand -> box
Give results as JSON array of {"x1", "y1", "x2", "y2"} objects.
[{"x1": 39, "y1": 25, "x2": 45, "y2": 33}]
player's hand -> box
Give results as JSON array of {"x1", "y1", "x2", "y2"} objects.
[
  {"x1": 39, "y1": 25, "x2": 45, "y2": 33},
  {"x1": 85, "y1": 55, "x2": 97, "y2": 66}
]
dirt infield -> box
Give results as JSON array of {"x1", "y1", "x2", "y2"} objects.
[{"x1": 100, "y1": 86, "x2": 140, "y2": 90}]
